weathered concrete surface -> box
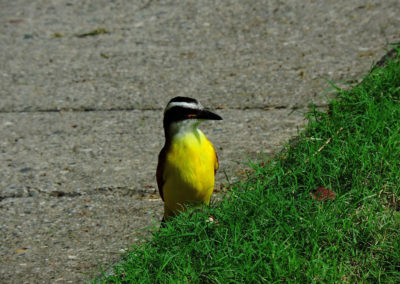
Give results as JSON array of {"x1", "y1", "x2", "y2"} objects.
[{"x1": 0, "y1": 0, "x2": 399, "y2": 282}]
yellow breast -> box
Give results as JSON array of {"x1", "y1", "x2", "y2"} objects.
[{"x1": 163, "y1": 129, "x2": 217, "y2": 216}]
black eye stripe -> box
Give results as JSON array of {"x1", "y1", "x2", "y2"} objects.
[
  {"x1": 164, "y1": 106, "x2": 198, "y2": 120},
  {"x1": 163, "y1": 106, "x2": 199, "y2": 128}
]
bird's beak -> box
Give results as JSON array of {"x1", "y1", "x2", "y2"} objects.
[{"x1": 195, "y1": 109, "x2": 222, "y2": 120}]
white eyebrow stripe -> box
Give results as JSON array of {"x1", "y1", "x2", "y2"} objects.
[{"x1": 164, "y1": 101, "x2": 203, "y2": 112}]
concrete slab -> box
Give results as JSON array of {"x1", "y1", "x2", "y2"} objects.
[
  {"x1": 0, "y1": 0, "x2": 399, "y2": 282},
  {"x1": 1, "y1": 1, "x2": 399, "y2": 112},
  {"x1": 0, "y1": 108, "x2": 303, "y2": 197}
]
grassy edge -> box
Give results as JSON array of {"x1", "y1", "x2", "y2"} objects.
[{"x1": 97, "y1": 49, "x2": 400, "y2": 283}]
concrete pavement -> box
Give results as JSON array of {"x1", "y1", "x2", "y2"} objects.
[{"x1": 1, "y1": 0, "x2": 399, "y2": 282}]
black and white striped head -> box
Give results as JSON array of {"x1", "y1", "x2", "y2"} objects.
[{"x1": 163, "y1": 96, "x2": 222, "y2": 136}]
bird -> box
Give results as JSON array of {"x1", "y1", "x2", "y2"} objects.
[{"x1": 156, "y1": 96, "x2": 222, "y2": 222}]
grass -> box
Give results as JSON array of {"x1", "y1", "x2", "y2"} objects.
[{"x1": 99, "y1": 52, "x2": 400, "y2": 283}]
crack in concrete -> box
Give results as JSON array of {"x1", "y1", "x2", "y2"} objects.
[
  {"x1": 0, "y1": 186, "x2": 157, "y2": 202},
  {"x1": 0, "y1": 104, "x2": 329, "y2": 114}
]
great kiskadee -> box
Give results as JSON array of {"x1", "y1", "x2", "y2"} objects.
[{"x1": 156, "y1": 96, "x2": 222, "y2": 222}]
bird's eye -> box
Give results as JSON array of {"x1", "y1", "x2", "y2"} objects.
[{"x1": 187, "y1": 114, "x2": 197, "y2": 118}]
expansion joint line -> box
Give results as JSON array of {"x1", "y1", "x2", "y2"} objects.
[{"x1": 0, "y1": 104, "x2": 329, "y2": 114}]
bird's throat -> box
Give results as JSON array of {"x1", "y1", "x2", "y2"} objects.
[{"x1": 166, "y1": 119, "x2": 201, "y2": 141}]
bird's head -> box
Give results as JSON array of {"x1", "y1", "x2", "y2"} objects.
[{"x1": 163, "y1": 96, "x2": 222, "y2": 138}]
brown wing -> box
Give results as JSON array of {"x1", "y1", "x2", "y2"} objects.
[
  {"x1": 156, "y1": 146, "x2": 167, "y2": 201},
  {"x1": 214, "y1": 147, "x2": 219, "y2": 175}
]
